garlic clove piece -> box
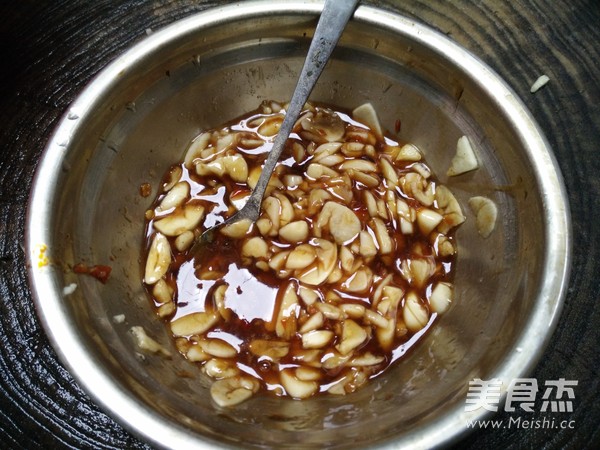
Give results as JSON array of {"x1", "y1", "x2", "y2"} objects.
[
  {"x1": 468, "y1": 196, "x2": 498, "y2": 238},
  {"x1": 153, "y1": 204, "x2": 205, "y2": 237},
  {"x1": 352, "y1": 102, "x2": 383, "y2": 138},
  {"x1": 170, "y1": 311, "x2": 219, "y2": 337},
  {"x1": 447, "y1": 136, "x2": 478, "y2": 176},
  {"x1": 296, "y1": 239, "x2": 337, "y2": 286},
  {"x1": 210, "y1": 376, "x2": 260, "y2": 407},
  {"x1": 279, "y1": 220, "x2": 309, "y2": 243},
  {"x1": 280, "y1": 369, "x2": 319, "y2": 399},
  {"x1": 336, "y1": 319, "x2": 368, "y2": 355},
  {"x1": 144, "y1": 233, "x2": 171, "y2": 284},
  {"x1": 429, "y1": 281, "x2": 454, "y2": 314},
  {"x1": 316, "y1": 202, "x2": 361, "y2": 245}
]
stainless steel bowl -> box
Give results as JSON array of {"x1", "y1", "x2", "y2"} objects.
[{"x1": 26, "y1": 1, "x2": 571, "y2": 448}]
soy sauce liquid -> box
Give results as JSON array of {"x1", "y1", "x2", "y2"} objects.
[{"x1": 143, "y1": 102, "x2": 457, "y2": 395}]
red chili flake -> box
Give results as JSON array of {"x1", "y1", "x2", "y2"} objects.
[
  {"x1": 394, "y1": 119, "x2": 402, "y2": 133},
  {"x1": 73, "y1": 263, "x2": 88, "y2": 274},
  {"x1": 89, "y1": 265, "x2": 112, "y2": 284},
  {"x1": 73, "y1": 263, "x2": 112, "y2": 284}
]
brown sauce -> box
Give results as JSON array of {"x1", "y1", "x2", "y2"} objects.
[{"x1": 142, "y1": 101, "x2": 459, "y2": 402}]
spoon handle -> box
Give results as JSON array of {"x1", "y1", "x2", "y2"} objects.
[{"x1": 241, "y1": 0, "x2": 360, "y2": 219}]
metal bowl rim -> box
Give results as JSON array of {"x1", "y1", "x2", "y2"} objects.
[{"x1": 26, "y1": 1, "x2": 571, "y2": 448}]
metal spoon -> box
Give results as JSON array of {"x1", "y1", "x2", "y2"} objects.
[{"x1": 190, "y1": 0, "x2": 359, "y2": 256}]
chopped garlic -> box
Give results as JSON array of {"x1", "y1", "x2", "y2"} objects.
[
  {"x1": 530, "y1": 75, "x2": 550, "y2": 93},
  {"x1": 210, "y1": 376, "x2": 260, "y2": 407},
  {"x1": 468, "y1": 196, "x2": 498, "y2": 238},
  {"x1": 113, "y1": 314, "x2": 126, "y2": 324},
  {"x1": 62, "y1": 283, "x2": 77, "y2": 296},
  {"x1": 142, "y1": 101, "x2": 468, "y2": 405},
  {"x1": 352, "y1": 103, "x2": 383, "y2": 137},
  {"x1": 130, "y1": 326, "x2": 171, "y2": 357},
  {"x1": 447, "y1": 136, "x2": 479, "y2": 176}
]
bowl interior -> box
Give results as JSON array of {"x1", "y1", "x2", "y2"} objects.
[{"x1": 27, "y1": 3, "x2": 569, "y2": 449}]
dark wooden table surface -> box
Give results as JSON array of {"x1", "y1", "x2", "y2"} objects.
[{"x1": 1, "y1": 1, "x2": 599, "y2": 448}]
